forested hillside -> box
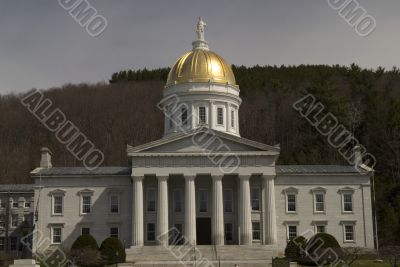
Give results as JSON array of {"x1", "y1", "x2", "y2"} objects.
[{"x1": 1, "y1": 64, "x2": 400, "y2": 245}]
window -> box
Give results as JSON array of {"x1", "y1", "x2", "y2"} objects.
[
  {"x1": 147, "y1": 223, "x2": 156, "y2": 241},
  {"x1": 110, "y1": 195, "x2": 120, "y2": 214},
  {"x1": 0, "y1": 199, "x2": 6, "y2": 208},
  {"x1": 173, "y1": 190, "x2": 183, "y2": 213},
  {"x1": 53, "y1": 195, "x2": 63, "y2": 215},
  {"x1": 344, "y1": 225, "x2": 354, "y2": 242},
  {"x1": 343, "y1": 193, "x2": 353, "y2": 212},
  {"x1": 0, "y1": 237, "x2": 4, "y2": 250},
  {"x1": 24, "y1": 214, "x2": 33, "y2": 224},
  {"x1": 314, "y1": 193, "x2": 325, "y2": 212},
  {"x1": 10, "y1": 237, "x2": 17, "y2": 251},
  {"x1": 223, "y1": 189, "x2": 233, "y2": 212},
  {"x1": 287, "y1": 225, "x2": 297, "y2": 240},
  {"x1": 181, "y1": 107, "x2": 188, "y2": 126},
  {"x1": 52, "y1": 227, "x2": 62, "y2": 244},
  {"x1": 251, "y1": 188, "x2": 260, "y2": 211},
  {"x1": 0, "y1": 215, "x2": 5, "y2": 228},
  {"x1": 225, "y1": 223, "x2": 233, "y2": 242},
  {"x1": 199, "y1": 189, "x2": 208, "y2": 212},
  {"x1": 199, "y1": 106, "x2": 206, "y2": 124},
  {"x1": 217, "y1": 107, "x2": 224, "y2": 125},
  {"x1": 231, "y1": 110, "x2": 235, "y2": 128},
  {"x1": 81, "y1": 227, "x2": 90, "y2": 235},
  {"x1": 147, "y1": 189, "x2": 156, "y2": 212},
  {"x1": 316, "y1": 225, "x2": 326, "y2": 233},
  {"x1": 82, "y1": 195, "x2": 91, "y2": 214},
  {"x1": 12, "y1": 200, "x2": 19, "y2": 208},
  {"x1": 287, "y1": 194, "x2": 296, "y2": 212},
  {"x1": 11, "y1": 214, "x2": 18, "y2": 227},
  {"x1": 25, "y1": 201, "x2": 31, "y2": 208},
  {"x1": 110, "y1": 227, "x2": 119, "y2": 239},
  {"x1": 252, "y1": 222, "x2": 261, "y2": 241}
]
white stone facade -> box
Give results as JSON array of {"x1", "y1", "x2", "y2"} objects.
[
  {"x1": 275, "y1": 172, "x2": 374, "y2": 251},
  {"x1": 31, "y1": 147, "x2": 374, "y2": 257},
  {"x1": 32, "y1": 175, "x2": 132, "y2": 251}
]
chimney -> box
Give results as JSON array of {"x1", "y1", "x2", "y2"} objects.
[
  {"x1": 353, "y1": 145, "x2": 362, "y2": 166},
  {"x1": 40, "y1": 147, "x2": 52, "y2": 168}
]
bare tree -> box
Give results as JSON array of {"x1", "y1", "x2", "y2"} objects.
[
  {"x1": 340, "y1": 247, "x2": 364, "y2": 267},
  {"x1": 381, "y1": 246, "x2": 400, "y2": 267}
]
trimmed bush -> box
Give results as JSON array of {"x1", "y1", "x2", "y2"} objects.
[
  {"x1": 296, "y1": 257, "x2": 318, "y2": 266},
  {"x1": 285, "y1": 236, "x2": 307, "y2": 261},
  {"x1": 303, "y1": 233, "x2": 342, "y2": 265},
  {"x1": 70, "y1": 235, "x2": 101, "y2": 267},
  {"x1": 100, "y1": 237, "x2": 126, "y2": 265},
  {"x1": 306, "y1": 233, "x2": 341, "y2": 251},
  {"x1": 71, "y1": 234, "x2": 99, "y2": 251}
]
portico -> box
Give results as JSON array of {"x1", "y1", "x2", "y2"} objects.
[{"x1": 130, "y1": 171, "x2": 277, "y2": 247}]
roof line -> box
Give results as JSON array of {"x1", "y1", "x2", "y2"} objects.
[{"x1": 127, "y1": 128, "x2": 280, "y2": 153}]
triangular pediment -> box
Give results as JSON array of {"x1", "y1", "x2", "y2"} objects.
[{"x1": 127, "y1": 128, "x2": 280, "y2": 154}]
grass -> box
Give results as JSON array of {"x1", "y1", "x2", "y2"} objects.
[
  {"x1": 350, "y1": 260, "x2": 391, "y2": 267},
  {"x1": 299, "y1": 260, "x2": 392, "y2": 267}
]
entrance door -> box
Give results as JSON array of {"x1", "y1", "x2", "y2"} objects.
[{"x1": 196, "y1": 217, "x2": 211, "y2": 245}]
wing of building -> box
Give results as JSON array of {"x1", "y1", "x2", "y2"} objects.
[
  {"x1": 29, "y1": 18, "x2": 375, "y2": 265},
  {"x1": 0, "y1": 184, "x2": 34, "y2": 258}
]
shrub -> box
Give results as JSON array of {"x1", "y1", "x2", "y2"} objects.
[
  {"x1": 71, "y1": 234, "x2": 99, "y2": 251},
  {"x1": 303, "y1": 233, "x2": 342, "y2": 265},
  {"x1": 285, "y1": 236, "x2": 307, "y2": 261},
  {"x1": 296, "y1": 257, "x2": 318, "y2": 266},
  {"x1": 70, "y1": 235, "x2": 101, "y2": 267},
  {"x1": 100, "y1": 237, "x2": 126, "y2": 265},
  {"x1": 306, "y1": 233, "x2": 341, "y2": 251},
  {"x1": 69, "y1": 247, "x2": 102, "y2": 267}
]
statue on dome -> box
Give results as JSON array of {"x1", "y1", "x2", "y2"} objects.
[{"x1": 196, "y1": 17, "x2": 207, "y2": 41}]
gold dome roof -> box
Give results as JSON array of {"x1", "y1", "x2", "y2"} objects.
[{"x1": 166, "y1": 49, "x2": 237, "y2": 88}]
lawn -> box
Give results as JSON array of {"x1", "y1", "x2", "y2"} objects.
[
  {"x1": 350, "y1": 260, "x2": 391, "y2": 267},
  {"x1": 299, "y1": 260, "x2": 391, "y2": 267}
]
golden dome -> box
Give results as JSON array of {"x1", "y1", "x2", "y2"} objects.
[{"x1": 166, "y1": 49, "x2": 237, "y2": 88}]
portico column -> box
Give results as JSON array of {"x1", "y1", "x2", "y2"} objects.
[
  {"x1": 157, "y1": 176, "x2": 169, "y2": 246},
  {"x1": 239, "y1": 175, "x2": 252, "y2": 245},
  {"x1": 263, "y1": 175, "x2": 277, "y2": 244},
  {"x1": 212, "y1": 175, "x2": 224, "y2": 245},
  {"x1": 184, "y1": 175, "x2": 196, "y2": 245},
  {"x1": 132, "y1": 176, "x2": 144, "y2": 247}
]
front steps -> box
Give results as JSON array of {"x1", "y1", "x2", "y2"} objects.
[{"x1": 126, "y1": 245, "x2": 276, "y2": 266}]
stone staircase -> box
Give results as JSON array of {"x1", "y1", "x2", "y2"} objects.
[{"x1": 126, "y1": 245, "x2": 276, "y2": 267}]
